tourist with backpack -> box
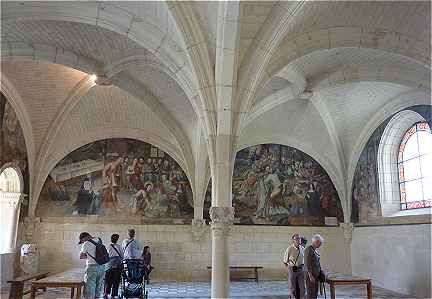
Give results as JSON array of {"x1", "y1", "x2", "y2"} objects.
[
  {"x1": 79, "y1": 232, "x2": 110, "y2": 299},
  {"x1": 104, "y1": 234, "x2": 123, "y2": 298},
  {"x1": 121, "y1": 228, "x2": 143, "y2": 260}
]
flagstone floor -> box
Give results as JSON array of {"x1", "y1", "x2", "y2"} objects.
[{"x1": 1, "y1": 280, "x2": 414, "y2": 299}]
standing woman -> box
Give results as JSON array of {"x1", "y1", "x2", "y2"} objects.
[
  {"x1": 142, "y1": 246, "x2": 153, "y2": 284},
  {"x1": 105, "y1": 234, "x2": 123, "y2": 298}
]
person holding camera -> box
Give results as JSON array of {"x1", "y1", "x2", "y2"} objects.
[
  {"x1": 304, "y1": 234, "x2": 326, "y2": 299},
  {"x1": 283, "y1": 233, "x2": 305, "y2": 299}
]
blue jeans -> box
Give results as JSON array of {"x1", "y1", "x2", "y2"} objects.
[{"x1": 84, "y1": 264, "x2": 105, "y2": 299}]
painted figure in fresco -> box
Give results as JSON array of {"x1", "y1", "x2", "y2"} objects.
[
  {"x1": 74, "y1": 178, "x2": 93, "y2": 215},
  {"x1": 130, "y1": 183, "x2": 152, "y2": 214},
  {"x1": 102, "y1": 156, "x2": 123, "y2": 210},
  {"x1": 305, "y1": 182, "x2": 321, "y2": 216},
  {"x1": 141, "y1": 158, "x2": 152, "y2": 182},
  {"x1": 162, "y1": 174, "x2": 180, "y2": 217},
  {"x1": 130, "y1": 157, "x2": 146, "y2": 190},
  {"x1": 121, "y1": 156, "x2": 132, "y2": 191},
  {"x1": 256, "y1": 166, "x2": 289, "y2": 219}
]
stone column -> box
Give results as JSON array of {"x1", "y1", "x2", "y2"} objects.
[
  {"x1": 0, "y1": 192, "x2": 22, "y2": 253},
  {"x1": 340, "y1": 222, "x2": 354, "y2": 244},
  {"x1": 210, "y1": 206, "x2": 234, "y2": 298}
]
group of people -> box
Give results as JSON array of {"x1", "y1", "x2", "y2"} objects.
[
  {"x1": 283, "y1": 234, "x2": 326, "y2": 299},
  {"x1": 78, "y1": 228, "x2": 153, "y2": 299}
]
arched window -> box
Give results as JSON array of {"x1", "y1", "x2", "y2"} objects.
[
  {"x1": 398, "y1": 122, "x2": 432, "y2": 210},
  {"x1": 0, "y1": 165, "x2": 23, "y2": 253}
]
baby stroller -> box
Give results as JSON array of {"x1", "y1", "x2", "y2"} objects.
[{"x1": 120, "y1": 259, "x2": 148, "y2": 299}]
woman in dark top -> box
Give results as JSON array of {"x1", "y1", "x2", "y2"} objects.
[{"x1": 142, "y1": 246, "x2": 153, "y2": 284}]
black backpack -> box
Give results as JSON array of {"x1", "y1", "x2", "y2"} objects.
[{"x1": 87, "y1": 238, "x2": 110, "y2": 265}]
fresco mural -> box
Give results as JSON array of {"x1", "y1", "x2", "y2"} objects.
[
  {"x1": 36, "y1": 139, "x2": 194, "y2": 224},
  {"x1": 351, "y1": 105, "x2": 432, "y2": 223},
  {"x1": 204, "y1": 144, "x2": 343, "y2": 226},
  {"x1": 0, "y1": 92, "x2": 29, "y2": 218}
]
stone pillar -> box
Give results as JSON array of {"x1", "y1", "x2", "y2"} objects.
[
  {"x1": 210, "y1": 207, "x2": 234, "y2": 298},
  {"x1": 0, "y1": 192, "x2": 22, "y2": 253},
  {"x1": 340, "y1": 222, "x2": 354, "y2": 244}
]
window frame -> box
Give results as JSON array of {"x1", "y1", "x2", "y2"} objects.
[{"x1": 398, "y1": 122, "x2": 432, "y2": 210}]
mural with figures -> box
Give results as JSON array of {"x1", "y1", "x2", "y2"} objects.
[
  {"x1": 351, "y1": 105, "x2": 432, "y2": 223},
  {"x1": 0, "y1": 92, "x2": 29, "y2": 218},
  {"x1": 35, "y1": 139, "x2": 194, "y2": 224},
  {"x1": 204, "y1": 144, "x2": 343, "y2": 225}
]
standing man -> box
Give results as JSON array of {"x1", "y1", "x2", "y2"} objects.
[
  {"x1": 122, "y1": 228, "x2": 143, "y2": 260},
  {"x1": 79, "y1": 232, "x2": 105, "y2": 299},
  {"x1": 105, "y1": 234, "x2": 123, "y2": 298},
  {"x1": 304, "y1": 234, "x2": 325, "y2": 299},
  {"x1": 283, "y1": 234, "x2": 305, "y2": 299}
]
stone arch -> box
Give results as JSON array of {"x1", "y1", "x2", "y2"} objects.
[
  {"x1": 203, "y1": 142, "x2": 345, "y2": 225},
  {"x1": 377, "y1": 111, "x2": 426, "y2": 216},
  {"x1": 236, "y1": 139, "x2": 347, "y2": 222},
  {"x1": 33, "y1": 137, "x2": 194, "y2": 222},
  {"x1": 0, "y1": 163, "x2": 24, "y2": 253},
  {"x1": 347, "y1": 90, "x2": 431, "y2": 217},
  {"x1": 30, "y1": 127, "x2": 188, "y2": 217},
  {"x1": 0, "y1": 163, "x2": 24, "y2": 194}
]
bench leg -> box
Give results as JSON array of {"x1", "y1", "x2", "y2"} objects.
[
  {"x1": 71, "y1": 287, "x2": 75, "y2": 298},
  {"x1": 330, "y1": 283, "x2": 336, "y2": 299},
  {"x1": 367, "y1": 282, "x2": 372, "y2": 299},
  {"x1": 255, "y1": 268, "x2": 259, "y2": 283},
  {"x1": 76, "y1": 286, "x2": 82, "y2": 299},
  {"x1": 9, "y1": 282, "x2": 24, "y2": 299},
  {"x1": 30, "y1": 285, "x2": 37, "y2": 299}
]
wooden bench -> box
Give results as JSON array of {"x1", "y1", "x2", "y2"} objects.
[
  {"x1": 7, "y1": 272, "x2": 49, "y2": 299},
  {"x1": 207, "y1": 266, "x2": 263, "y2": 282}
]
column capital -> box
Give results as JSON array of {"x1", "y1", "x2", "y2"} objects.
[
  {"x1": 340, "y1": 222, "x2": 354, "y2": 244},
  {"x1": 210, "y1": 207, "x2": 234, "y2": 235}
]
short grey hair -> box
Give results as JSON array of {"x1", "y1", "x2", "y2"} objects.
[{"x1": 312, "y1": 234, "x2": 324, "y2": 243}]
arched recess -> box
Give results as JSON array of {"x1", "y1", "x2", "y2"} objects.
[
  {"x1": 203, "y1": 142, "x2": 345, "y2": 225},
  {"x1": 347, "y1": 90, "x2": 431, "y2": 218},
  {"x1": 30, "y1": 127, "x2": 189, "y2": 217},
  {"x1": 377, "y1": 111, "x2": 426, "y2": 216},
  {"x1": 0, "y1": 163, "x2": 24, "y2": 253},
  {"x1": 236, "y1": 138, "x2": 347, "y2": 222},
  {"x1": 33, "y1": 137, "x2": 194, "y2": 224}
]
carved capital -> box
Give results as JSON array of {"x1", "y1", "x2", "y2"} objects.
[
  {"x1": 191, "y1": 219, "x2": 207, "y2": 243},
  {"x1": 340, "y1": 222, "x2": 354, "y2": 244},
  {"x1": 210, "y1": 207, "x2": 234, "y2": 236}
]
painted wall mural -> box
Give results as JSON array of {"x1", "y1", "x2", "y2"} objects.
[
  {"x1": 35, "y1": 139, "x2": 194, "y2": 224},
  {"x1": 0, "y1": 92, "x2": 29, "y2": 218},
  {"x1": 351, "y1": 105, "x2": 432, "y2": 223},
  {"x1": 204, "y1": 144, "x2": 343, "y2": 226}
]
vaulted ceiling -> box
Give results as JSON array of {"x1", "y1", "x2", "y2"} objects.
[{"x1": 1, "y1": 1, "x2": 430, "y2": 217}]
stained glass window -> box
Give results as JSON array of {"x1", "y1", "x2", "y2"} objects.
[{"x1": 398, "y1": 122, "x2": 432, "y2": 210}]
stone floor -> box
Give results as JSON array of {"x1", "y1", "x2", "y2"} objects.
[{"x1": 1, "y1": 281, "x2": 414, "y2": 299}]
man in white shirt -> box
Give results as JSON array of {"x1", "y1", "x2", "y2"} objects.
[
  {"x1": 79, "y1": 232, "x2": 105, "y2": 299},
  {"x1": 105, "y1": 234, "x2": 123, "y2": 298},
  {"x1": 121, "y1": 228, "x2": 143, "y2": 260},
  {"x1": 283, "y1": 233, "x2": 305, "y2": 299}
]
